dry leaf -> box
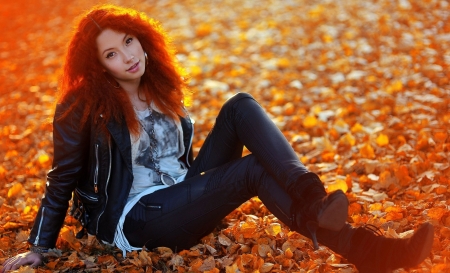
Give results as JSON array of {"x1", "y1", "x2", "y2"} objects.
[{"x1": 1, "y1": 0, "x2": 449, "y2": 272}]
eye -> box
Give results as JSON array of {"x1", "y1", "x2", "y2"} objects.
[
  {"x1": 106, "y1": 52, "x2": 115, "y2": 59},
  {"x1": 125, "y1": 37, "x2": 133, "y2": 45}
]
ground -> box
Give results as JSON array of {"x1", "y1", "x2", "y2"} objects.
[{"x1": 0, "y1": 0, "x2": 449, "y2": 272}]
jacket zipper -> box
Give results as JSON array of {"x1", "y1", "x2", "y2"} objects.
[
  {"x1": 33, "y1": 207, "x2": 46, "y2": 245},
  {"x1": 96, "y1": 138, "x2": 111, "y2": 235},
  {"x1": 94, "y1": 144, "x2": 99, "y2": 193},
  {"x1": 76, "y1": 188, "x2": 98, "y2": 202},
  {"x1": 185, "y1": 114, "x2": 194, "y2": 168}
]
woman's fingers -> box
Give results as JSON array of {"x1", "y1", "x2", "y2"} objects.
[
  {"x1": 30, "y1": 255, "x2": 43, "y2": 267},
  {"x1": 1, "y1": 256, "x2": 18, "y2": 272},
  {"x1": 1, "y1": 252, "x2": 42, "y2": 272}
]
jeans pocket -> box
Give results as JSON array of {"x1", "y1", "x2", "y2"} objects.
[{"x1": 136, "y1": 200, "x2": 163, "y2": 221}]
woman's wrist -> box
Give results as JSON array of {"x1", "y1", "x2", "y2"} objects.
[{"x1": 29, "y1": 245, "x2": 49, "y2": 254}]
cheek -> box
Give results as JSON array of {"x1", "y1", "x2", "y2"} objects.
[{"x1": 103, "y1": 60, "x2": 122, "y2": 75}]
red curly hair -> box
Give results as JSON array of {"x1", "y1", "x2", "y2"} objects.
[{"x1": 59, "y1": 4, "x2": 189, "y2": 135}]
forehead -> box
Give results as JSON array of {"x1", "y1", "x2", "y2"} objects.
[{"x1": 96, "y1": 29, "x2": 126, "y2": 51}]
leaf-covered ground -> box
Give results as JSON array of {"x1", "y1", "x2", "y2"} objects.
[{"x1": 1, "y1": 0, "x2": 449, "y2": 272}]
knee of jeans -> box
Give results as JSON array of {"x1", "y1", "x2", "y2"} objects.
[
  {"x1": 221, "y1": 92, "x2": 255, "y2": 112},
  {"x1": 242, "y1": 155, "x2": 269, "y2": 184}
]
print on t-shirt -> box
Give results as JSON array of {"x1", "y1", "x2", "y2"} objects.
[
  {"x1": 128, "y1": 108, "x2": 186, "y2": 199},
  {"x1": 135, "y1": 110, "x2": 180, "y2": 184}
]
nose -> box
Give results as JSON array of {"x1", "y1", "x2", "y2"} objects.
[{"x1": 123, "y1": 52, "x2": 134, "y2": 63}]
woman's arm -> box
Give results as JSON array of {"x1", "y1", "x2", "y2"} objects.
[
  {"x1": 2, "y1": 98, "x2": 90, "y2": 271},
  {"x1": 28, "y1": 98, "x2": 90, "y2": 248}
]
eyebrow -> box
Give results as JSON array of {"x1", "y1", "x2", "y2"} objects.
[{"x1": 102, "y1": 33, "x2": 129, "y2": 55}]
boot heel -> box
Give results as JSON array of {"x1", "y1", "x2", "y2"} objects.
[{"x1": 306, "y1": 221, "x2": 320, "y2": 250}]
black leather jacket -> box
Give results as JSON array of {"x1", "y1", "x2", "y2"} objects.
[{"x1": 28, "y1": 99, "x2": 194, "y2": 247}]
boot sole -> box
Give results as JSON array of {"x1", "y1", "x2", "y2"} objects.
[
  {"x1": 412, "y1": 222, "x2": 434, "y2": 267},
  {"x1": 317, "y1": 190, "x2": 348, "y2": 231}
]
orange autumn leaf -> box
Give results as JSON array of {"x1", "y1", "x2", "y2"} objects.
[
  {"x1": 46, "y1": 260, "x2": 60, "y2": 269},
  {"x1": 240, "y1": 221, "x2": 258, "y2": 238},
  {"x1": 351, "y1": 123, "x2": 364, "y2": 133},
  {"x1": 1, "y1": 0, "x2": 449, "y2": 272},
  {"x1": 369, "y1": 203, "x2": 383, "y2": 212},
  {"x1": 386, "y1": 212, "x2": 404, "y2": 221},
  {"x1": 348, "y1": 202, "x2": 362, "y2": 216},
  {"x1": 339, "y1": 133, "x2": 356, "y2": 147},
  {"x1": 322, "y1": 151, "x2": 335, "y2": 162},
  {"x1": 376, "y1": 134, "x2": 389, "y2": 147},
  {"x1": 303, "y1": 115, "x2": 318, "y2": 129},
  {"x1": 3, "y1": 222, "x2": 24, "y2": 230},
  {"x1": 37, "y1": 153, "x2": 50, "y2": 165},
  {"x1": 436, "y1": 186, "x2": 447, "y2": 195},
  {"x1": 428, "y1": 207, "x2": 446, "y2": 221},
  {"x1": 204, "y1": 268, "x2": 220, "y2": 273},
  {"x1": 360, "y1": 143, "x2": 375, "y2": 159},
  {"x1": 196, "y1": 23, "x2": 212, "y2": 37},
  {"x1": 416, "y1": 136, "x2": 429, "y2": 150},
  {"x1": 0, "y1": 165, "x2": 6, "y2": 178},
  {"x1": 264, "y1": 223, "x2": 281, "y2": 237},
  {"x1": 395, "y1": 165, "x2": 413, "y2": 186},
  {"x1": 284, "y1": 248, "x2": 294, "y2": 259},
  {"x1": 14, "y1": 267, "x2": 36, "y2": 273},
  {"x1": 433, "y1": 131, "x2": 447, "y2": 143},
  {"x1": 189, "y1": 258, "x2": 203, "y2": 271},
  {"x1": 60, "y1": 227, "x2": 82, "y2": 251},
  {"x1": 440, "y1": 227, "x2": 450, "y2": 239},
  {"x1": 327, "y1": 179, "x2": 348, "y2": 193},
  {"x1": 7, "y1": 184, "x2": 23, "y2": 199},
  {"x1": 431, "y1": 264, "x2": 450, "y2": 273},
  {"x1": 237, "y1": 254, "x2": 257, "y2": 271},
  {"x1": 386, "y1": 80, "x2": 403, "y2": 93}
]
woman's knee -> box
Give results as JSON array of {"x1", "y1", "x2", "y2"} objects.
[{"x1": 220, "y1": 92, "x2": 258, "y2": 114}]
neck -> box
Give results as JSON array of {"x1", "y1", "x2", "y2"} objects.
[
  {"x1": 125, "y1": 86, "x2": 149, "y2": 111},
  {"x1": 120, "y1": 79, "x2": 140, "y2": 96}
]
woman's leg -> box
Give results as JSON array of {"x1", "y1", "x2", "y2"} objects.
[
  {"x1": 123, "y1": 154, "x2": 433, "y2": 273},
  {"x1": 124, "y1": 155, "x2": 294, "y2": 251},
  {"x1": 186, "y1": 93, "x2": 347, "y2": 240},
  {"x1": 186, "y1": 93, "x2": 309, "y2": 191},
  {"x1": 124, "y1": 93, "x2": 433, "y2": 272}
]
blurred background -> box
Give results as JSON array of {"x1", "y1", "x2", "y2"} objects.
[{"x1": 0, "y1": 0, "x2": 449, "y2": 271}]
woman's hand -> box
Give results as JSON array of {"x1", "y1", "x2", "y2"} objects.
[{"x1": 1, "y1": 252, "x2": 43, "y2": 272}]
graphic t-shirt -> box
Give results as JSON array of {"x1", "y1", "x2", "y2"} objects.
[{"x1": 128, "y1": 107, "x2": 187, "y2": 200}]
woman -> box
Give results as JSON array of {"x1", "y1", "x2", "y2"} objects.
[{"x1": 1, "y1": 4, "x2": 433, "y2": 273}]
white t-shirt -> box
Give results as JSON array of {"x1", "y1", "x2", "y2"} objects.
[
  {"x1": 114, "y1": 106, "x2": 188, "y2": 254},
  {"x1": 129, "y1": 107, "x2": 188, "y2": 201}
]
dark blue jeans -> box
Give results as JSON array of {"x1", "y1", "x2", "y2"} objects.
[{"x1": 123, "y1": 93, "x2": 311, "y2": 250}]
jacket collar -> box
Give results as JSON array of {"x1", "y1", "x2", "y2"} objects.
[
  {"x1": 106, "y1": 118, "x2": 133, "y2": 173},
  {"x1": 105, "y1": 110, "x2": 194, "y2": 173}
]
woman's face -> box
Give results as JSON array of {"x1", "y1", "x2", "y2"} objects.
[{"x1": 96, "y1": 29, "x2": 145, "y2": 87}]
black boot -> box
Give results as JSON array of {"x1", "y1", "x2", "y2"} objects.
[
  {"x1": 290, "y1": 172, "x2": 349, "y2": 249},
  {"x1": 312, "y1": 223, "x2": 434, "y2": 273},
  {"x1": 347, "y1": 223, "x2": 434, "y2": 273}
]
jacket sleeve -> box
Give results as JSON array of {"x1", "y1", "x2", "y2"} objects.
[{"x1": 28, "y1": 99, "x2": 90, "y2": 248}]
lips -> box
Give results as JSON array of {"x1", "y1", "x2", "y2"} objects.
[{"x1": 127, "y1": 61, "x2": 140, "y2": 72}]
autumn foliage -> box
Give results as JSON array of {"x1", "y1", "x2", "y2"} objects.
[{"x1": 1, "y1": 0, "x2": 450, "y2": 272}]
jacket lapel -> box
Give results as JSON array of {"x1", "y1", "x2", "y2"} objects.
[{"x1": 106, "y1": 119, "x2": 133, "y2": 173}]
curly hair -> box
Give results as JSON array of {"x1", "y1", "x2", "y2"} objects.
[{"x1": 58, "y1": 4, "x2": 189, "y2": 135}]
